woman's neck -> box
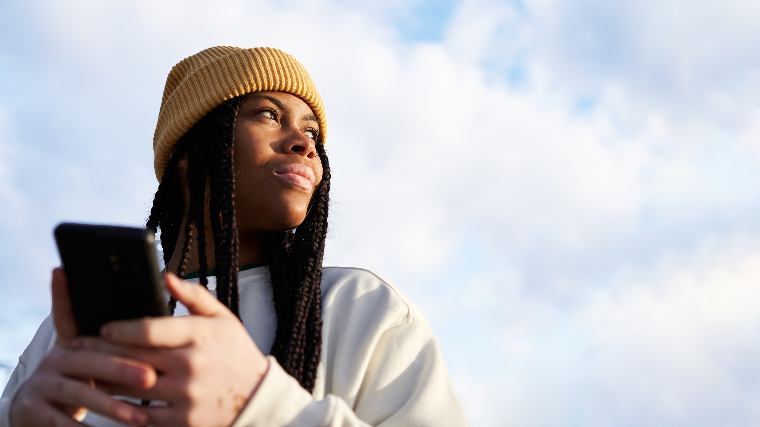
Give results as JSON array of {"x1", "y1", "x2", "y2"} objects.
[{"x1": 165, "y1": 220, "x2": 271, "y2": 276}]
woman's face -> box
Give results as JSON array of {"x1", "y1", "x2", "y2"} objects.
[{"x1": 233, "y1": 91, "x2": 323, "y2": 232}]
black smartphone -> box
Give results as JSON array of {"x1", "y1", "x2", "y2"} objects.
[{"x1": 54, "y1": 222, "x2": 168, "y2": 336}]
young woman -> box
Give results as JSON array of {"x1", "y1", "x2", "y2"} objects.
[{"x1": 0, "y1": 46, "x2": 468, "y2": 426}]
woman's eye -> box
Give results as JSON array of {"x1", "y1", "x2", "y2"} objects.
[
  {"x1": 304, "y1": 128, "x2": 319, "y2": 141},
  {"x1": 255, "y1": 109, "x2": 277, "y2": 121}
]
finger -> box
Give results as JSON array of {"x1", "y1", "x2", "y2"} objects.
[
  {"x1": 102, "y1": 316, "x2": 201, "y2": 348},
  {"x1": 165, "y1": 272, "x2": 233, "y2": 318},
  {"x1": 73, "y1": 336, "x2": 174, "y2": 373},
  {"x1": 51, "y1": 267, "x2": 77, "y2": 345},
  {"x1": 12, "y1": 403, "x2": 83, "y2": 427},
  {"x1": 50, "y1": 346, "x2": 156, "y2": 389},
  {"x1": 10, "y1": 381, "x2": 85, "y2": 426},
  {"x1": 36, "y1": 375, "x2": 148, "y2": 426}
]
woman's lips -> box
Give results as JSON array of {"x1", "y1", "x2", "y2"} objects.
[{"x1": 274, "y1": 164, "x2": 316, "y2": 190}]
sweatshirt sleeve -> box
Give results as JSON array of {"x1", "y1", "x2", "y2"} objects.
[
  {"x1": 232, "y1": 317, "x2": 468, "y2": 427},
  {"x1": 0, "y1": 362, "x2": 26, "y2": 427},
  {"x1": 0, "y1": 316, "x2": 57, "y2": 427}
]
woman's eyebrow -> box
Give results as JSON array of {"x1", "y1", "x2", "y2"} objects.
[
  {"x1": 250, "y1": 94, "x2": 318, "y2": 125},
  {"x1": 253, "y1": 94, "x2": 287, "y2": 110}
]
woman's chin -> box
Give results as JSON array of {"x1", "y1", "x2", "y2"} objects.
[{"x1": 237, "y1": 210, "x2": 308, "y2": 233}]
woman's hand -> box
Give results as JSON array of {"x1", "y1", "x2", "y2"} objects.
[
  {"x1": 77, "y1": 273, "x2": 270, "y2": 427},
  {"x1": 9, "y1": 268, "x2": 155, "y2": 427}
]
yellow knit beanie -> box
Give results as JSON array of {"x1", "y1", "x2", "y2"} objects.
[{"x1": 152, "y1": 46, "x2": 327, "y2": 181}]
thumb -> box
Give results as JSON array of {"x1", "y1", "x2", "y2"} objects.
[
  {"x1": 51, "y1": 267, "x2": 77, "y2": 345},
  {"x1": 165, "y1": 272, "x2": 234, "y2": 318}
]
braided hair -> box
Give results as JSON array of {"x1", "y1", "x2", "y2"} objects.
[{"x1": 146, "y1": 96, "x2": 330, "y2": 392}]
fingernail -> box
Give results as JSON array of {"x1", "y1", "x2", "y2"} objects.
[
  {"x1": 168, "y1": 273, "x2": 188, "y2": 288},
  {"x1": 170, "y1": 273, "x2": 183, "y2": 285},
  {"x1": 134, "y1": 369, "x2": 150, "y2": 387}
]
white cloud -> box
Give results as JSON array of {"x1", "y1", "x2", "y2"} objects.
[
  {"x1": 574, "y1": 236, "x2": 760, "y2": 425},
  {"x1": 438, "y1": 235, "x2": 760, "y2": 426},
  {"x1": 521, "y1": 0, "x2": 760, "y2": 129}
]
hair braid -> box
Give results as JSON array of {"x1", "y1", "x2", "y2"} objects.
[
  {"x1": 206, "y1": 97, "x2": 241, "y2": 315},
  {"x1": 147, "y1": 142, "x2": 186, "y2": 263},
  {"x1": 186, "y1": 123, "x2": 211, "y2": 288},
  {"x1": 147, "y1": 141, "x2": 187, "y2": 313}
]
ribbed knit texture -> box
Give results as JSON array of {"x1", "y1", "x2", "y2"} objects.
[{"x1": 153, "y1": 46, "x2": 327, "y2": 181}]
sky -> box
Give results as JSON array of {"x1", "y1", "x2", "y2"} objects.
[{"x1": 1, "y1": 0, "x2": 760, "y2": 425}]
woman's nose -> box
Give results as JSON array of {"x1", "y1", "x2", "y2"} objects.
[{"x1": 285, "y1": 129, "x2": 318, "y2": 159}]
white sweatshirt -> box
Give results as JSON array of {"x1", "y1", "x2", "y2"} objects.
[{"x1": 0, "y1": 266, "x2": 468, "y2": 426}]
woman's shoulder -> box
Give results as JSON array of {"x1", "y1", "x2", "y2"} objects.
[{"x1": 319, "y1": 266, "x2": 424, "y2": 329}]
